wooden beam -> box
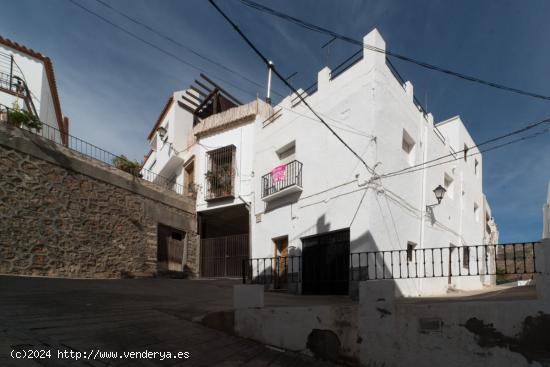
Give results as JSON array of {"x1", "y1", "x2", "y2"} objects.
[
  {"x1": 200, "y1": 73, "x2": 242, "y2": 105},
  {"x1": 181, "y1": 95, "x2": 200, "y2": 109},
  {"x1": 194, "y1": 80, "x2": 213, "y2": 94},
  {"x1": 194, "y1": 88, "x2": 219, "y2": 113},
  {"x1": 177, "y1": 100, "x2": 195, "y2": 114},
  {"x1": 190, "y1": 85, "x2": 208, "y2": 97},
  {"x1": 183, "y1": 93, "x2": 201, "y2": 106}
]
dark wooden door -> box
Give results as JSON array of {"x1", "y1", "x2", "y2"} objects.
[
  {"x1": 157, "y1": 224, "x2": 185, "y2": 273},
  {"x1": 302, "y1": 229, "x2": 350, "y2": 295},
  {"x1": 273, "y1": 237, "x2": 288, "y2": 289}
]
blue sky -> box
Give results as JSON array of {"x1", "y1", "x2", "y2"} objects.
[{"x1": 1, "y1": 0, "x2": 548, "y2": 242}]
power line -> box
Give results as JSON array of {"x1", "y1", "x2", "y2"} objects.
[
  {"x1": 381, "y1": 127, "x2": 550, "y2": 179},
  {"x1": 238, "y1": 0, "x2": 550, "y2": 102},
  {"x1": 381, "y1": 117, "x2": 550, "y2": 178},
  {"x1": 67, "y1": 0, "x2": 263, "y2": 99},
  {"x1": 90, "y1": 0, "x2": 285, "y2": 98},
  {"x1": 69, "y1": 0, "x2": 382, "y2": 136},
  {"x1": 208, "y1": 0, "x2": 376, "y2": 175}
]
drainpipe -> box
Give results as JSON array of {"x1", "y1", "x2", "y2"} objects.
[
  {"x1": 418, "y1": 117, "x2": 429, "y2": 295},
  {"x1": 266, "y1": 61, "x2": 273, "y2": 105}
]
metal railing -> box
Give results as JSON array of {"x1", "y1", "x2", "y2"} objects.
[
  {"x1": 261, "y1": 160, "x2": 303, "y2": 198},
  {"x1": 242, "y1": 242, "x2": 540, "y2": 285},
  {"x1": 205, "y1": 145, "x2": 236, "y2": 201},
  {"x1": 0, "y1": 51, "x2": 38, "y2": 117},
  {"x1": 242, "y1": 256, "x2": 302, "y2": 285},
  {"x1": 0, "y1": 104, "x2": 184, "y2": 195},
  {"x1": 350, "y1": 242, "x2": 539, "y2": 281}
]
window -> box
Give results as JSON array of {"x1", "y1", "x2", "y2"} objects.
[
  {"x1": 474, "y1": 202, "x2": 480, "y2": 222},
  {"x1": 205, "y1": 145, "x2": 236, "y2": 200},
  {"x1": 474, "y1": 159, "x2": 479, "y2": 176},
  {"x1": 463, "y1": 144, "x2": 468, "y2": 162},
  {"x1": 148, "y1": 159, "x2": 157, "y2": 171},
  {"x1": 276, "y1": 141, "x2": 296, "y2": 163},
  {"x1": 407, "y1": 242, "x2": 417, "y2": 262},
  {"x1": 463, "y1": 247, "x2": 470, "y2": 269},
  {"x1": 444, "y1": 173, "x2": 454, "y2": 199},
  {"x1": 402, "y1": 130, "x2": 416, "y2": 166}
]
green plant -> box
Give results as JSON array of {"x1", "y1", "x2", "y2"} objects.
[
  {"x1": 6, "y1": 103, "x2": 42, "y2": 131},
  {"x1": 112, "y1": 155, "x2": 142, "y2": 177},
  {"x1": 205, "y1": 167, "x2": 233, "y2": 194}
]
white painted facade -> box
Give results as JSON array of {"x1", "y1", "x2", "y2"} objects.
[
  {"x1": 143, "y1": 29, "x2": 497, "y2": 296},
  {"x1": 0, "y1": 40, "x2": 63, "y2": 139},
  {"x1": 250, "y1": 29, "x2": 496, "y2": 296},
  {"x1": 142, "y1": 94, "x2": 268, "y2": 215}
]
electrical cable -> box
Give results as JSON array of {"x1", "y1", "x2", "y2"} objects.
[
  {"x1": 238, "y1": 0, "x2": 550, "y2": 102},
  {"x1": 209, "y1": 0, "x2": 376, "y2": 175},
  {"x1": 382, "y1": 117, "x2": 550, "y2": 177},
  {"x1": 91, "y1": 0, "x2": 286, "y2": 98},
  {"x1": 381, "y1": 127, "x2": 550, "y2": 179},
  {"x1": 67, "y1": 0, "x2": 263, "y2": 99}
]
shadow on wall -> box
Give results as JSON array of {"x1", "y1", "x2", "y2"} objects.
[{"x1": 263, "y1": 191, "x2": 302, "y2": 214}]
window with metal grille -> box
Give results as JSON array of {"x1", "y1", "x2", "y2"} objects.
[{"x1": 205, "y1": 145, "x2": 236, "y2": 200}]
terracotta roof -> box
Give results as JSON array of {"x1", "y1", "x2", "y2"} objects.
[
  {"x1": 147, "y1": 96, "x2": 174, "y2": 141},
  {"x1": 0, "y1": 36, "x2": 66, "y2": 141}
]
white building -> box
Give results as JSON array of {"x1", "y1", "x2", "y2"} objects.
[
  {"x1": 0, "y1": 36, "x2": 68, "y2": 142},
  {"x1": 142, "y1": 76, "x2": 271, "y2": 277},
  {"x1": 143, "y1": 30, "x2": 497, "y2": 296}
]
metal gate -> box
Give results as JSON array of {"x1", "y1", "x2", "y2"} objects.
[
  {"x1": 200, "y1": 234, "x2": 249, "y2": 278},
  {"x1": 302, "y1": 228, "x2": 350, "y2": 295}
]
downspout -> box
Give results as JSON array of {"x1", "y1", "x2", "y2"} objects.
[{"x1": 418, "y1": 117, "x2": 429, "y2": 295}]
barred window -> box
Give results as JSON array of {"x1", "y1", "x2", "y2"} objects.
[{"x1": 205, "y1": 145, "x2": 236, "y2": 200}]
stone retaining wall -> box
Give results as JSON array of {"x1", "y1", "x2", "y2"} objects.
[{"x1": 0, "y1": 123, "x2": 198, "y2": 278}]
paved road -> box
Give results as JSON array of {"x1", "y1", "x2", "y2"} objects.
[{"x1": 0, "y1": 276, "x2": 338, "y2": 367}]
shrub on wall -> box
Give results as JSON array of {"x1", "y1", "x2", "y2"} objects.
[
  {"x1": 4, "y1": 104, "x2": 42, "y2": 132},
  {"x1": 112, "y1": 155, "x2": 142, "y2": 177}
]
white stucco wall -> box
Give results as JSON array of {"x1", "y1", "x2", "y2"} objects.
[
  {"x1": 359, "y1": 242, "x2": 550, "y2": 367},
  {"x1": 195, "y1": 118, "x2": 256, "y2": 212},
  {"x1": 0, "y1": 44, "x2": 58, "y2": 131},
  {"x1": 141, "y1": 91, "x2": 198, "y2": 192},
  {"x1": 250, "y1": 28, "x2": 492, "y2": 296}
]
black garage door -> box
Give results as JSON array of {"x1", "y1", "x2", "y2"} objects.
[{"x1": 302, "y1": 228, "x2": 350, "y2": 295}]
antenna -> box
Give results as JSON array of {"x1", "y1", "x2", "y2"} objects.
[{"x1": 266, "y1": 60, "x2": 273, "y2": 105}]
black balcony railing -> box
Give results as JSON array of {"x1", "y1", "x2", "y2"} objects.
[
  {"x1": 261, "y1": 160, "x2": 303, "y2": 198},
  {"x1": 242, "y1": 242, "x2": 540, "y2": 285},
  {"x1": 0, "y1": 104, "x2": 184, "y2": 196},
  {"x1": 205, "y1": 145, "x2": 236, "y2": 201},
  {"x1": 0, "y1": 51, "x2": 38, "y2": 117},
  {"x1": 242, "y1": 256, "x2": 302, "y2": 286}
]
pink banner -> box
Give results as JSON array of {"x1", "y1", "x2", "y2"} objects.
[{"x1": 271, "y1": 164, "x2": 287, "y2": 183}]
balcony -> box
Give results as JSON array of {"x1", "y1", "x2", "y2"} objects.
[
  {"x1": 205, "y1": 145, "x2": 236, "y2": 202},
  {"x1": 262, "y1": 160, "x2": 303, "y2": 202}
]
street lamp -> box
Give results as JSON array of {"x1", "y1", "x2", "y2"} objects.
[
  {"x1": 157, "y1": 126, "x2": 167, "y2": 140},
  {"x1": 427, "y1": 184, "x2": 446, "y2": 210}
]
